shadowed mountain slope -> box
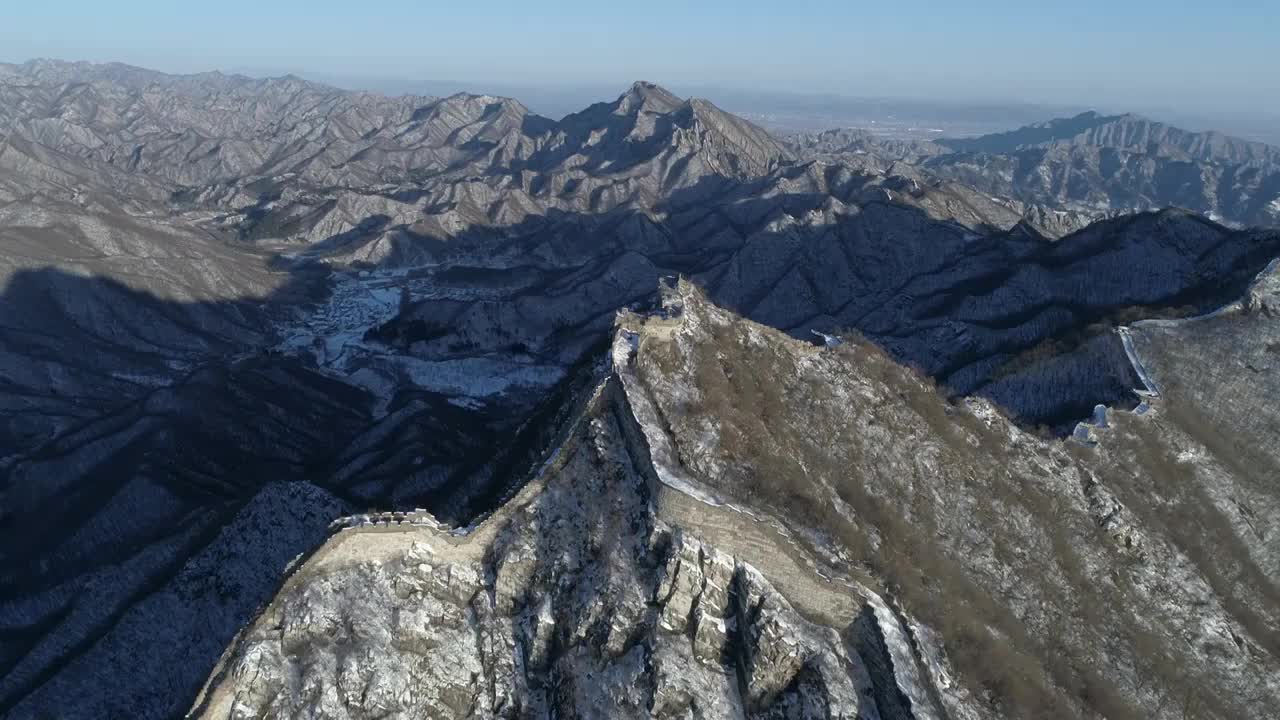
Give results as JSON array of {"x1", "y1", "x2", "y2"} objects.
[
  {"x1": 1, "y1": 60, "x2": 1279, "y2": 719},
  {"x1": 193, "y1": 275, "x2": 1280, "y2": 719}
]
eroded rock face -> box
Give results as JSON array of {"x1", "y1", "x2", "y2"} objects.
[
  {"x1": 194, "y1": 276, "x2": 1280, "y2": 720},
  {"x1": 192, "y1": 380, "x2": 923, "y2": 720},
  {"x1": 5, "y1": 61, "x2": 1280, "y2": 720}
]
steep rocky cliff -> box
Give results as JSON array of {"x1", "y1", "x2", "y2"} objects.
[
  {"x1": 191, "y1": 377, "x2": 937, "y2": 720},
  {"x1": 4, "y1": 61, "x2": 1280, "y2": 719},
  {"x1": 193, "y1": 275, "x2": 1280, "y2": 719}
]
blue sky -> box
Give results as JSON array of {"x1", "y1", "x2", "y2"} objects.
[{"x1": 4, "y1": 0, "x2": 1278, "y2": 117}]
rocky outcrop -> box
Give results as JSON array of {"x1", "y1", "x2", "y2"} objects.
[
  {"x1": 5, "y1": 61, "x2": 1280, "y2": 720},
  {"x1": 610, "y1": 281, "x2": 1280, "y2": 718},
  {"x1": 190, "y1": 376, "x2": 949, "y2": 720},
  {"x1": 194, "y1": 279, "x2": 1280, "y2": 719}
]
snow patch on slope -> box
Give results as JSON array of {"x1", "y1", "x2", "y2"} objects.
[
  {"x1": 354, "y1": 355, "x2": 564, "y2": 399},
  {"x1": 271, "y1": 267, "x2": 567, "y2": 415},
  {"x1": 274, "y1": 270, "x2": 403, "y2": 367},
  {"x1": 1118, "y1": 327, "x2": 1161, "y2": 397},
  {"x1": 611, "y1": 320, "x2": 757, "y2": 516},
  {"x1": 6, "y1": 482, "x2": 348, "y2": 720},
  {"x1": 864, "y1": 593, "x2": 946, "y2": 720}
]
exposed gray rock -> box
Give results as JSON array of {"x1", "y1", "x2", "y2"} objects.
[
  {"x1": 3, "y1": 60, "x2": 1280, "y2": 720},
  {"x1": 611, "y1": 281, "x2": 1280, "y2": 718},
  {"x1": 195, "y1": 277, "x2": 1280, "y2": 719},
  {"x1": 190, "y1": 377, "x2": 931, "y2": 720}
]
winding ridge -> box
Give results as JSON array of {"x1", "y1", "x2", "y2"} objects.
[{"x1": 0, "y1": 60, "x2": 1278, "y2": 719}]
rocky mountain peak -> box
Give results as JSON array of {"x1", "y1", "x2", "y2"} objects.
[
  {"x1": 615, "y1": 80, "x2": 685, "y2": 115},
  {"x1": 190, "y1": 266, "x2": 1280, "y2": 719},
  {"x1": 4, "y1": 60, "x2": 1280, "y2": 720}
]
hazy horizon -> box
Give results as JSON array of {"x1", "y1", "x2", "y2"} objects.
[
  {"x1": 6, "y1": 54, "x2": 1278, "y2": 145},
  {"x1": 5, "y1": 0, "x2": 1278, "y2": 127}
]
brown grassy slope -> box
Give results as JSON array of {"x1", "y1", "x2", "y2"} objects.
[{"x1": 626, "y1": 281, "x2": 1280, "y2": 720}]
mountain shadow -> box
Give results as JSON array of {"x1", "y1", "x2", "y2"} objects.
[{"x1": 2, "y1": 196, "x2": 1279, "y2": 717}]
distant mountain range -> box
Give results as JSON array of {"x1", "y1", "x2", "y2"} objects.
[
  {"x1": 938, "y1": 110, "x2": 1279, "y2": 163},
  {"x1": 792, "y1": 110, "x2": 1280, "y2": 228},
  {"x1": 1, "y1": 59, "x2": 1278, "y2": 720}
]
